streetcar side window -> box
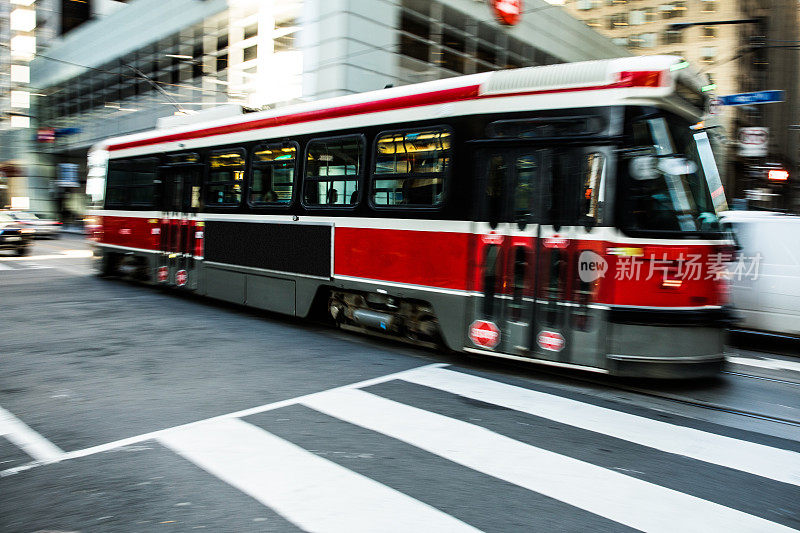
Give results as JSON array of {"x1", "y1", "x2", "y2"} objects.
[
  {"x1": 304, "y1": 135, "x2": 363, "y2": 207},
  {"x1": 207, "y1": 149, "x2": 245, "y2": 206},
  {"x1": 105, "y1": 157, "x2": 159, "y2": 209},
  {"x1": 250, "y1": 142, "x2": 297, "y2": 206},
  {"x1": 372, "y1": 128, "x2": 451, "y2": 207}
]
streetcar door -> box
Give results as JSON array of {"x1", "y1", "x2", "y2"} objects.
[
  {"x1": 531, "y1": 149, "x2": 575, "y2": 362},
  {"x1": 530, "y1": 149, "x2": 606, "y2": 366},
  {"x1": 475, "y1": 146, "x2": 605, "y2": 367},
  {"x1": 473, "y1": 148, "x2": 540, "y2": 355},
  {"x1": 158, "y1": 161, "x2": 202, "y2": 289}
]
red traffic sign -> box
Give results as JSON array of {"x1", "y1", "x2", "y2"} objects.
[
  {"x1": 537, "y1": 330, "x2": 565, "y2": 352},
  {"x1": 157, "y1": 266, "x2": 168, "y2": 283},
  {"x1": 469, "y1": 320, "x2": 501, "y2": 349},
  {"x1": 491, "y1": 0, "x2": 523, "y2": 26},
  {"x1": 176, "y1": 269, "x2": 188, "y2": 287}
]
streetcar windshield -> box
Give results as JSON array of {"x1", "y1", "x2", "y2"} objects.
[{"x1": 621, "y1": 110, "x2": 727, "y2": 235}]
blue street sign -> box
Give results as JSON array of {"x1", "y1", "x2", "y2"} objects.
[{"x1": 718, "y1": 90, "x2": 785, "y2": 106}]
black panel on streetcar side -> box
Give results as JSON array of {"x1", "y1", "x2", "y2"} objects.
[{"x1": 204, "y1": 221, "x2": 331, "y2": 278}]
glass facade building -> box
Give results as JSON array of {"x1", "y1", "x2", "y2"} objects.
[{"x1": 1, "y1": 0, "x2": 627, "y2": 219}]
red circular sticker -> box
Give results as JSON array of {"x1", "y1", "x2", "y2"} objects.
[
  {"x1": 537, "y1": 331, "x2": 565, "y2": 352},
  {"x1": 469, "y1": 320, "x2": 501, "y2": 349},
  {"x1": 157, "y1": 266, "x2": 168, "y2": 283},
  {"x1": 491, "y1": 0, "x2": 523, "y2": 26},
  {"x1": 176, "y1": 269, "x2": 188, "y2": 287}
]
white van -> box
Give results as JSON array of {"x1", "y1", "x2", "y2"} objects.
[{"x1": 720, "y1": 211, "x2": 800, "y2": 337}]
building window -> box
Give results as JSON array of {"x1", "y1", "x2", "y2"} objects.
[
  {"x1": 217, "y1": 34, "x2": 228, "y2": 52},
  {"x1": 373, "y1": 128, "x2": 451, "y2": 207},
  {"x1": 660, "y1": 2, "x2": 686, "y2": 19},
  {"x1": 644, "y1": 8, "x2": 658, "y2": 23},
  {"x1": 476, "y1": 41, "x2": 496, "y2": 68},
  {"x1": 243, "y1": 44, "x2": 257, "y2": 63},
  {"x1": 640, "y1": 33, "x2": 657, "y2": 48},
  {"x1": 216, "y1": 53, "x2": 228, "y2": 72},
  {"x1": 274, "y1": 18, "x2": 298, "y2": 53},
  {"x1": 207, "y1": 149, "x2": 245, "y2": 206},
  {"x1": 700, "y1": 46, "x2": 717, "y2": 63},
  {"x1": 703, "y1": 25, "x2": 717, "y2": 38},
  {"x1": 663, "y1": 29, "x2": 683, "y2": 44},
  {"x1": 576, "y1": 0, "x2": 594, "y2": 10},
  {"x1": 701, "y1": 0, "x2": 717, "y2": 12},
  {"x1": 399, "y1": 11, "x2": 429, "y2": 63},
  {"x1": 304, "y1": 136, "x2": 363, "y2": 207},
  {"x1": 244, "y1": 23, "x2": 258, "y2": 41},
  {"x1": 441, "y1": 29, "x2": 466, "y2": 73},
  {"x1": 612, "y1": 37, "x2": 628, "y2": 47},
  {"x1": 609, "y1": 13, "x2": 628, "y2": 29},
  {"x1": 629, "y1": 10, "x2": 645, "y2": 25},
  {"x1": 585, "y1": 19, "x2": 602, "y2": 28},
  {"x1": 250, "y1": 143, "x2": 296, "y2": 205}
]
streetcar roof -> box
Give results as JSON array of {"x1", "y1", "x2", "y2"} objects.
[{"x1": 96, "y1": 55, "x2": 706, "y2": 157}]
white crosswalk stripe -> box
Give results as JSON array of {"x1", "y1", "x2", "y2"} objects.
[
  {"x1": 158, "y1": 417, "x2": 480, "y2": 533},
  {"x1": 303, "y1": 388, "x2": 795, "y2": 533},
  {"x1": 401, "y1": 366, "x2": 800, "y2": 486},
  {"x1": 0, "y1": 405, "x2": 64, "y2": 463}
]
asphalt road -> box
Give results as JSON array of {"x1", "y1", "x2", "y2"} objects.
[{"x1": 1, "y1": 235, "x2": 799, "y2": 532}]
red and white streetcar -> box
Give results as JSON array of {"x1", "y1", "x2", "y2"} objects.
[{"x1": 87, "y1": 55, "x2": 733, "y2": 377}]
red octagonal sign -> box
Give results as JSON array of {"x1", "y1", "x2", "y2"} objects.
[
  {"x1": 537, "y1": 330, "x2": 565, "y2": 352},
  {"x1": 491, "y1": 0, "x2": 523, "y2": 26},
  {"x1": 469, "y1": 320, "x2": 501, "y2": 349}
]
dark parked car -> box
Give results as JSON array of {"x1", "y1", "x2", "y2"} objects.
[{"x1": 0, "y1": 213, "x2": 33, "y2": 256}]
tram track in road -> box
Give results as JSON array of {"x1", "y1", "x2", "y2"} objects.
[
  {"x1": 720, "y1": 369, "x2": 800, "y2": 387},
  {"x1": 452, "y1": 353, "x2": 800, "y2": 431},
  {"x1": 596, "y1": 377, "x2": 800, "y2": 429}
]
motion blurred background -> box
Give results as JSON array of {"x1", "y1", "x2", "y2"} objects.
[{"x1": 0, "y1": 0, "x2": 797, "y2": 224}]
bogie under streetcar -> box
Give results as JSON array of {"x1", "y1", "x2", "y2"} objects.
[{"x1": 87, "y1": 55, "x2": 733, "y2": 378}]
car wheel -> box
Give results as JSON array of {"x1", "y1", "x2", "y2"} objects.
[{"x1": 15, "y1": 245, "x2": 30, "y2": 257}]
